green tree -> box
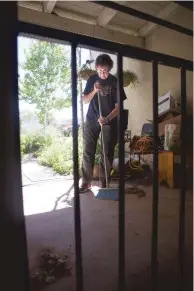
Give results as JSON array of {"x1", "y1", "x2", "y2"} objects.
[{"x1": 19, "y1": 40, "x2": 71, "y2": 129}]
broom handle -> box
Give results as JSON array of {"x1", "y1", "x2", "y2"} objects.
[{"x1": 97, "y1": 91, "x2": 109, "y2": 188}]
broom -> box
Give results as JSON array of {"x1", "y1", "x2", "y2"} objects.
[{"x1": 95, "y1": 90, "x2": 119, "y2": 201}]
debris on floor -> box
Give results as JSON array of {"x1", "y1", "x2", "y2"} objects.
[
  {"x1": 126, "y1": 186, "x2": 146, "y2": 198},
  {"x1": 31, "y1": 246, "x2": 72, "y2": 290}
]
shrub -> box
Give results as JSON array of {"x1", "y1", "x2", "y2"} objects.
[
  {"x1": 114, "y1": 143, "x2": 119, "y2": 159},
  {"x1": 94, "y1": 139, "x2": 101, "y2": 165},
  {"x1": 94, "y1": 139, "x2": 119, "y2": 165},
  {"x1": 20, "y1": 135, "x2": 26, "y2": 157},
  {"x1": 39, "y1": 145, "x2": 74, "y2": 175},
  {"x1": 20, "y1": 132, "x2": 50, "y2": 156},
  {"x1": 20, "y1": 126, "x2": 63, "y2": 157},
  {"x1": 38, "y1": 129, "x2": 83, "y2": 175},
  {"x1": 38, "y1": 137, "x2": 73, "y2": 174}
]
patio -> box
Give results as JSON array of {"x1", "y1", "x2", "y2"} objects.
[{"x1": 23, "y1": 162, "x2": 193, "y2": 291}]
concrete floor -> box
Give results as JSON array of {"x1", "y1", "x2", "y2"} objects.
[{"x1": 24, "y1": 182, "x2": 193, "y2": 291}]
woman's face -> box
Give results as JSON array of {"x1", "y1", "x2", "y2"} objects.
[{"x1": 96, "y1": 66, "x2": 110, "y2": 80}]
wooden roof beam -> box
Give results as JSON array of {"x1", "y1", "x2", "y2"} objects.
[
  {"x1": 139, "y1": 2, "x2": 179, "y2": 37},
  {"x1": 43, "y1": 1, "x2": 57, "y2": 13}
]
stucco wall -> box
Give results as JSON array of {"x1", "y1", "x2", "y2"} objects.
[
  {"x1": 146, "y1": 5, "x2": 193, "y2": 112},
  {"x1": 124, "y1": 5, "x2": 193, "y2": 134},
  {"x1": 124, "y1": 59, "x2": 152, "y2": 135}
]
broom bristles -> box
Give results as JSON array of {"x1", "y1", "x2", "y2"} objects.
[{"x1": 95, "y1": 188, "x2": 119, "y2": 201}]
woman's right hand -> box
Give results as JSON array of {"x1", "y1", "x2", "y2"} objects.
[{"x1": 94, "y1": 82, "x2": 102, "y2": 93}]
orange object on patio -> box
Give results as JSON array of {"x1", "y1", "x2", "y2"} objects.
[{"x1": 158, "y1": 151, "x2": 174, "y2": 189}]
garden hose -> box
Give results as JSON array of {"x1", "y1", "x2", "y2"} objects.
[{"x1": 129, "y1": 136, "x2": 153, "y2": 170}]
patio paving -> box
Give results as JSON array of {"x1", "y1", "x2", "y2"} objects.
[{"x1": 22, "y1": 160, "x2": 193, "y2": 291}]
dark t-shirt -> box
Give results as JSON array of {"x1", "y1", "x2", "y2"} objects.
[{"x1": 83, "y1": 74, "x2": 127, "y2": 126}]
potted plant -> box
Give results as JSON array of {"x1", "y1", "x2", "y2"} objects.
[
  {"x1": 93, "y1": 138, "x2": 101, "y2": 179},
  {"x1": 93, "y1": 155, "x2": 100, "y2": 179},
  {"x1": 78, "y1": 59, "x2": 96, "y2": 81},
  {"x1": 114, "y1": 70, "x2": 140, "y2": 88}
]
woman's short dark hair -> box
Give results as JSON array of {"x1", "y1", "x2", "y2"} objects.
[{"x1": 95, "y1": 54, "x2": 113, "y2": 70}]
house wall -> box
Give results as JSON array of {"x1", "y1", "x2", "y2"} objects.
[
  {"x1": 125, "y1": 5, "x2": 193, "y2": 135},
  {"x1": 146, "y1": 5, "x2": 193, "y2": 112}
]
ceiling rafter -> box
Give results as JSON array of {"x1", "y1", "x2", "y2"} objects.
[
  {"x1": 139, "y1": 2, "x2": 179, "y2": 37},
  {"x1": 96, "y1": 1, "x2": 126, "y2": 27},
  {"x1": 53, "y1": 7, "x2": 138, "y2": 36},
  {"x1": 18, "y1": 6, "x2": 144, "y2": 48},
  {"x1": 97, "y1": 7, "x2": 119, "y2": 27},
  {"x1": 18, "y1": 1, "x2": 139, "y2": 36},
  {"x1": 174, "y1": 1, "x2": 193, "y2": 11},
  {"x1": 42, "y1": 1, "x2": 57, "y2": 13}
]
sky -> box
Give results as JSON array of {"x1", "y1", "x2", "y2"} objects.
[{"x1": 18, "y1": 36, "x2": 91, "y2": 123}]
